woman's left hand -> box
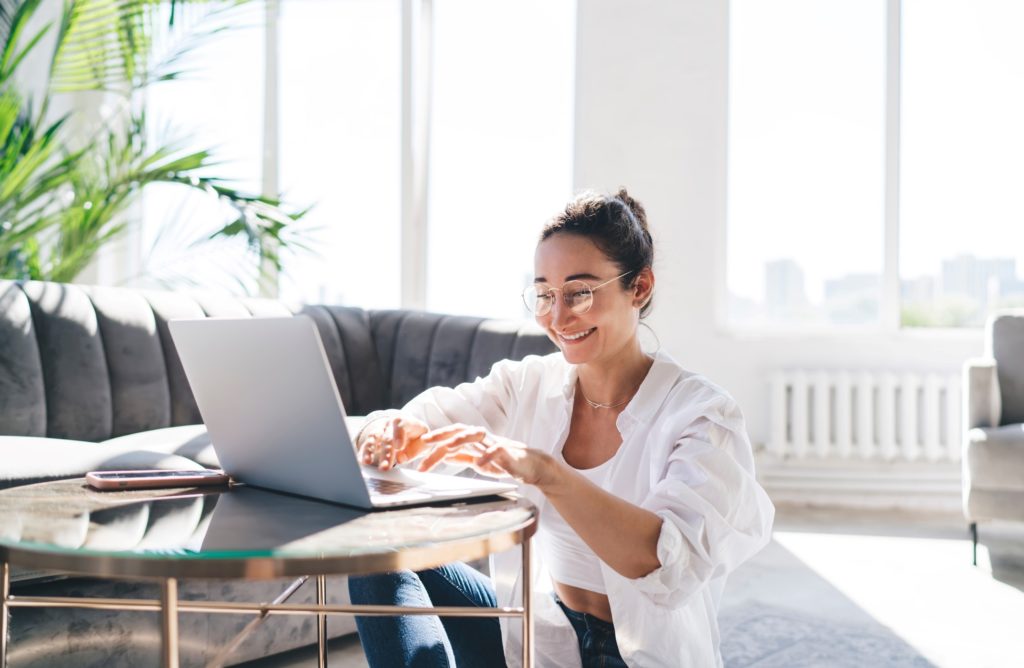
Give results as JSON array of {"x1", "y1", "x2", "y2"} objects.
[{"x1": 417, "y1": 424, "x2": 555, "y2": 487}]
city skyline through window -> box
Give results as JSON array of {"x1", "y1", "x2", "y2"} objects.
[{"x1": 728, "y1": 0, "x2": 1024, "y2": 329}]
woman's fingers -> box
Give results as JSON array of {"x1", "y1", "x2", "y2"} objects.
[
  {"x1": 367, "y1": 419, "x2": 511, "y2": 475},
  {"x1": 420, "y1": 424, "x2": 484, "y2": 443},
  {"x1": 359, "y1": 415, "x2": 432, "y2": 470},
  {"x1": 417, "y1": 434, "x2": 489, "y2": 471},
  {"x1": 359, "y1": 433, "x2": 375, "y2": 464}
]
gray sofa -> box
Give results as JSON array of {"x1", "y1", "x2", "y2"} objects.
[
  {"x1": 962, "y1": 310, "x2": 1024, "y2": 565},
  {"x1": 0, "y1": 279, "x2": 554, "y2": 667}
]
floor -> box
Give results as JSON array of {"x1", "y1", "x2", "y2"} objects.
[{"x1": 237, "y1": 505, "x2": 1024, "y2": 668}]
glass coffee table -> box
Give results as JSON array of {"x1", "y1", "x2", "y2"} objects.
[{"x1": 0, "y1": 478, "x2": 538, "y2": 668}]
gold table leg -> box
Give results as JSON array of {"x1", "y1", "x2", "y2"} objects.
[
  {"x1": 1, "y1": 561, "x2": 9, "y2": 668},
  {"x1": 160, "y1": 578, "x2": 179, "y2": 668},
  {"x1": 522, "y1": 538, "x2": 533, "y2": 668},
  {"x1": 317, "y1": 575, "x2": 328, "y2": 668}
]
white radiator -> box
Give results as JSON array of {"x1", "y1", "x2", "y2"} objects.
[{"x1": 768, "y1": 370, "x2": 962, "y2": 463}]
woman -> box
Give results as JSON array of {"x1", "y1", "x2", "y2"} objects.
[{"x1": 350, "y1": 189, "x2": 774, "y2": 667}]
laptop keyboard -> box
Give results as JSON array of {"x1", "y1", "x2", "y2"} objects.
[{"x1": 365, "y1": 476, "x2": 419, "y2": 495}]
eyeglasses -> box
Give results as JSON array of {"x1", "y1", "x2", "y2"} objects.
[{"x1": 521, "y1": 271, "x2": 633, "y2": 317}]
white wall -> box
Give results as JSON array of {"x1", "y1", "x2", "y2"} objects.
[{"x1": 573, "y1": 0, "x2": 984, "y2": 447}]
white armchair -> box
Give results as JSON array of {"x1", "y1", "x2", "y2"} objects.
[{"x1": 962, "y1": 310, "x2": 1024, "y2": 565}]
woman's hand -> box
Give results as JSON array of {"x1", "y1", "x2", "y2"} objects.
[
  {"x1": 358, "y1": 414, "x2": 429, "y2": 471},
  {"x1": 417, "y1": 424, "x2": 557, "y2": 487}
]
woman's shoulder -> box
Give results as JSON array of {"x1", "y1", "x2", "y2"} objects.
[
  {"x1": 648, "y1": 351, "x2": 744, "y2": 429},
  {"x1": 651, "y1": 351, "x2": 734, "y2": 398}
]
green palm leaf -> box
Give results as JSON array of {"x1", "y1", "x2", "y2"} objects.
[{"x1": 1, "y1": 0, "x2": 309, "y2": 287}]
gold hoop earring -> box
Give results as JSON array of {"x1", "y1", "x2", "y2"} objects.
[{"x1": 639, "y1": 320, "x2": 661, "y2": 354}]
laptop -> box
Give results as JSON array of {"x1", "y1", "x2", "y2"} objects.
[{"x1": 168, "y1": 316, "x2": 517, "y2": 509}]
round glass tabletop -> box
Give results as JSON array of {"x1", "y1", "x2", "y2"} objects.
[{"x1": 0, "y1": 479, "x2": 537, "y2": 579}]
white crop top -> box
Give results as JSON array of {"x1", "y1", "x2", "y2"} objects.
[{"x1": 538, "y1": 452, "x2": 616, "y2": 595}]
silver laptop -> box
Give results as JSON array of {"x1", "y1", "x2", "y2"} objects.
[{"x1": 168, "y1": 316, "x2": 517, "y2": 509}]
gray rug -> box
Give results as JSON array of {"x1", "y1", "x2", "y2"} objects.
[{"x1": 719, "y1": 604, "x2": 935, "y2": 668}]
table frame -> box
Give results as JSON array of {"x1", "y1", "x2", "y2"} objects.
[{"x1": 0, "y1": 521, "x2": 535, "y2": 668}]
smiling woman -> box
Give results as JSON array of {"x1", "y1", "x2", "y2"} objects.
[{"x1": 346, "y1": 189, "x2": 775, "y2": 667}]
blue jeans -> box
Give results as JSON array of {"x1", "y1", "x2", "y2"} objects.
[
  {"x1": 348, "y1": 562, "x2": 506, "y2": 668},
  {"x1": 349, "y1": 564, "x2": 626, "y2": 667},
  {"x1": 554, "y1": 596, "x2": 628, "y2": 668}
]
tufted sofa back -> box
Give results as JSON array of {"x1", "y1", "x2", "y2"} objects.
[{"x1": 0, "y1": 280, "x2": 555, "y2": 442}]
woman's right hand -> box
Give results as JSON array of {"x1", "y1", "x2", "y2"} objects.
[{"x1": 357, "y1": 414, "x2": 429, "y2": 471}]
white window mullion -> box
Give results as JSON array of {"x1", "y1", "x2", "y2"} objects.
[
  {"x1": 400, "y1": 0, "x2": 433, "y2": 310},
  {"x1": 882, "y1": 0, "x2": 902, "y2": 330},
  {"x1": 260, "y1": 0, "x2": 281, "y2": 298}
]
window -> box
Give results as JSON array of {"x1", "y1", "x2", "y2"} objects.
[
  {"x1": 141, "y1": 0, "x2": 402, "y2": 307},
  {"x1": 900, "y1": 0, "x2": 1024, "y2": 327},
  {"x1": 139, "y1": 0, "x2": 574, "y2": 318},
  {"x1": 141, "y1": 3, "x2": 265, "y2": 292},
  {"x1": 728, "y1": 0, "x2": 1024, "y2": 329},
  {"x1": 727, "y1": 0, "x2": 887, "y2": 328},
  {"x1": 277, "y1": 0, "x2": 401, "y2": 309},
  {"x1": 425, "y1": 0, "x2": 576, "y2": 320}
]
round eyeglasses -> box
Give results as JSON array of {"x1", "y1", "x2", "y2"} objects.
[{"x1": 521, "y1": 271, "x2": 633, "y2": 317}]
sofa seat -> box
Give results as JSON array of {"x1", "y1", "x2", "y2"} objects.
[
  {"x1": 98, "y1": 416, "x2": 368, "y2": 472},
  {"x1": 0, "y1": 436, "x2": 205, "y2": 492}
]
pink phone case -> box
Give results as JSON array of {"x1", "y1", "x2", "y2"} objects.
[{"x1": 85, "y1": 469, "x2": 230, "y2": 490}]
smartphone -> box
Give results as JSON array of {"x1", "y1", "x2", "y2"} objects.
[{"x1": 86, "y1": 469, "x2": 230, "y2": 490}]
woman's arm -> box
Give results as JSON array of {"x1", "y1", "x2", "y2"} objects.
[
  {"x1": 424, "y1": 404, "x2": 774, "y2": 605},
  {"x1": 541, "y1": 461, "x2": 663, "y2": 579},
  {"x1": 418, "y1": 431, "x2": 662, "y2": 578}
]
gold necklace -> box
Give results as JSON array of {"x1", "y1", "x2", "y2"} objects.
[{"x1": 577, "y1": 383, "x2": 632, "y2": 409}]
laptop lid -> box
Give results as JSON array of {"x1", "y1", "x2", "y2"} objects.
[
  {"x1": 168, "y1": 316, "x2": 516, "y2": 508},
  {"x1": 169, "y1": 316, "x2": 375, "y2": 507}
]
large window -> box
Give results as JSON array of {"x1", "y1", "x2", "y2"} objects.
[
  {"x1": 141, "y1": 3, "x2": 265, "y2": 293},
  {"x1": 900, "y1": 0, "x2": 1024, "y2": 327},
  {"x1": 138, "y1": 0, "x2": 574, "y2": 318},
  {"x1": 426, "y1": 0, "x2": 576, "y2": 319},
  {"x1": 277, "y1": 0, "x2": 401, "y2": 309},
  {"x1": 141, "y1": 0, "x2": 401, "y2": 305},
  {"x1": 728, "y1": 0, "x2": 1024, "y2": 329}
]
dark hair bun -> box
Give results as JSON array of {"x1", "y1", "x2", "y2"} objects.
[{"x1": 615, "y1": 187, "x2": 648, "y2": 230}]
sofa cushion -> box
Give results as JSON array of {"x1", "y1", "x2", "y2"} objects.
[
  {"x1": 0, "y1": 436, "x2": 204, "y2": 491},
  {"x1": 139, "y1": 290, "x2": 208, "y2": 426},
  {"x1": 965, "y1": 423, "x2": 1024, "y2": 491},
  {"x1": 0, "y1": 281, "x2": 47, "y2": 436},
  {"x1": 101, "y1": 424, "x2": 219, "y2": 468},
  {"x1": 20, "y1": 282, "x2": 114, "y2": 440},
  {"x1": 83, "y1": 286, "x2": 173, "y2": 437},
  {"x1": 98, "y1": 418, "x2": 371, "y2": 472}
]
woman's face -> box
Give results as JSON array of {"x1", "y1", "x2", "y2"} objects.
[{"x1": 533, "y1": 233, "x2": 651, "y2": 367}]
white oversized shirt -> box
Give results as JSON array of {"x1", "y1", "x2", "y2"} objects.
[{"x1": 401, "y1": 350, "x2": 775, "y2": 667}]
